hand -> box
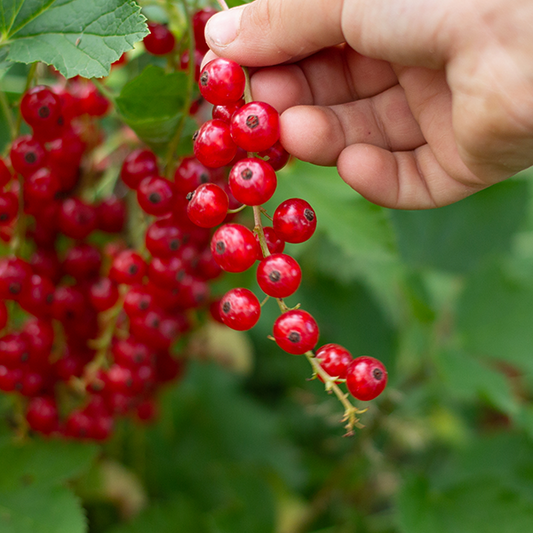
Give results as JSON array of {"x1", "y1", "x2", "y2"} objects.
[{"x1": 204, "y1": 0, "x2": 533, "y2": 208}]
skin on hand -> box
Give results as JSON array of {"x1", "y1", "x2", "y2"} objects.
[{"x1": 204, "y1": 0, "x2": 533, "y2": 209}]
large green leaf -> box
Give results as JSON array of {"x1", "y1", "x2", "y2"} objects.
[
  {"x1": 0, "y1": 438, "x2": 97, "y2": 533},
  {"x1": 115, "y1": 65, "x2": 191, "y2": 149},
  {"x1": 0, "y1": 0, "x2": 148, "y2": 78},
  {"x1": 396, "y1": 434, "x2": 533, "y2": 533},
  {"x1": 390, "y1": 179, "x2": 529, "y2": 273},
  {"x1": 457, "y1": 264, "x2": 533, "y2": 373}
]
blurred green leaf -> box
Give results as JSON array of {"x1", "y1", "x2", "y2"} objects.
[
  {"x1": 0, "y1": 438, "x2": 97, "y2": 533},
  {"x1": 116, "y1": 66, "x2": 189, "y2": 148},
  {"x1": 390, "y1": 180, "x2": 529, "y2": 273},
  {"x1": 457, "y1": 264, "x2": 533, "y2": 373},
  {"x1": 1, "y1": 0, "x2": 148, "y2": 78}
]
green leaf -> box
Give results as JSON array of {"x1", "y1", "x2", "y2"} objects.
[
  {"x1": 0, "y1": 438, "x2": 97, "y2": 533},
  {"x1": 116, "y1": 65, "x2": 190, "y2": 148},
  {"x1": 390, "y1": 179, "x2": 529, "y2": 273},
  {"x1": 457, "y1": 264, "x2": 533, "y2": 373},
  {"x1": 1, "y1": 0, "x2": 148, "y2": 78},
  {"x1": 396, "y1": 434, "x2": 533, "y2": 533}
]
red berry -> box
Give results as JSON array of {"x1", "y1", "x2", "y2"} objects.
[
  {"x1": 0, "y1": 300, "x2": 7, "y2": 330},
  {"x1": 187, "y1": 183, "x2": 229, "y2": 228},
  {"x1": 192, "y1": 7, "x2": 217, "y2": 54},
  {"x1": 230, "y1": 101, "x2": 280, "y2": 152},
  {"x1": 273, "y1": 310, "x2": 319, "y2": 355},
  {"x1": 199, "y1": 59, "x2": 246, "y2": 106},
  {"x1": 18, "y1": 274, "x2": 55, "y2": 318},
  {"x1": 219, "y1": 288, "x2": 261, "y2": 331},
  {"x1": 65, "y1": 410, "x2": 92, "y2": 439},
  {"x1": 121, "y1": 149, "x2": 158, "y2": 189},
  {"x1": 89, "y1": 278, "x2": 119, "y2": 312},
  {"x1": 315, "y1": 344, "x2": 353, "y2": 382},
  {"x1": 10, "y1": 135, "x2": 48, "y2": 177},
  {"x1": 148, "y1": 256, "x2": 187, "y2": 289},
  {"x1": 193, "y1": 119, "x2": 238, "y2": 169},
  {"x1": 0, "y1": 191, "x2": 18, "y2": 225},
  {"x1": 273, "y1": 198, "x2": 317, "y2": 243},
  {"x1": 0, "y1": 332, "x2": 30, "y2": 367},
  {"x1": 57, "y1": 198, "x2": 97, "y2": 240},
  {"x1": 210, "y1": 223, "x2": 258, "y2": 273},
  {"x1": 256, "y1": 253, "x2": 301, "y2": 298},
  {"x1": 0, "y1": 158, "x2": 12, "y2": 187},
  {"x1": 228, "y1": 158, "x2": 277, "y2": 206},
  {"x1": 0, "y1": 256, "x2": 32, "y2": 300},
  {"x1": 112, "y1": 337, "x2": 153, "y2": 368},
  {"x1": 21, "y1": 86, "x2": 62, "y2": 128},
  {"x1": 144, "y1": 22, "x2": 175, "y2": 55},
  {"x1": 97, "y1": 195, "x2": 127, "y2": 233},
  {"x1": 123, "y1": 285, "x2": 153, "y2": 317},
  {"x1": 137, "y1": 175, "x2": 175, "y2": 216},
  {"x1": 258, "y1": 141, "x2": 290, "y2": 171},
  {"x1": 23, "y1": 167, "x2": 60, "y2": 205},
  {"x1": 63, "y1": 243, "x2": 102, "y2": 281},
  {"x1": 145, "y1": 218, "x2": 184, "y2": 258},
  {"x1": 26, "y1": 396, "x2": 58, "y2": 434},
  {"x1": 212, "y1": 99, "x2": 245, "y2": 123},
  {"x1": 109, "y1": 250, "x2": 147, "y2": 285},
  {"x1": 174, "y1": 156, "x2": 213, "y2": 194},
  {"x1": 255, "y1": 227, "x2": 285, "y2": 259},
  {"x1": 22, "y1": 318, "x2": 54, "y2": 365},
  {"x1": 345, "y1": 356, "x2": 388, "y2": 401},
  {"x1": 52, "y1": 285, "x2": 86, "y2": 322}
]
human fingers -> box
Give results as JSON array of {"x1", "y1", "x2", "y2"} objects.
[
  {"x1": 337, "y1": 144, "x2": 483, "y2": 209},
  {"x1": 205, "y1": 0, "x2": 454, "y2": 68},
  {"x1": 249, "y1": 46, "x2": 397, "y2": 112},
  {"x1": 278, "y1": 84, "x2": 425, "y2": 166}
]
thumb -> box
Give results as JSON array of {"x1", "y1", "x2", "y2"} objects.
[
  {"x1": 206, "y1": 0, "x2": 454, "y2": 68},
  {"x1": 205, "y1": 0, "x2": 345, "y2": 67}
]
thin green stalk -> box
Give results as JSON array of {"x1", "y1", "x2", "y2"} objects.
[
  {"x1": 0, "y1": 83, "x2": 16, "y2": 139},
  {"x1": 164, "y1": 0, "x2": 196, "y2": 177}
]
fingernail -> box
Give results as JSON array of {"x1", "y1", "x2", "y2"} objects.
[{"x1": 205, "y1": 6, "x2": 244, "y2": 47}]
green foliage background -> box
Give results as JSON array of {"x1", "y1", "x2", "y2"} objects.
[{"x1": 2, "y1": 0, "x2": 533, "y2": 532}]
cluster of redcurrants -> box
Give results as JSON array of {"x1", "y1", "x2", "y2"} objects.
[{"x1": 190, "y1": 55, "x2": 388, "y2": 403}]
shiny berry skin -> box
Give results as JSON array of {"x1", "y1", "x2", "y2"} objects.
[
  {"x1": 219, "y1": 288, "x2": 261, "y2": 331},
  {"x1": 193, "y1": 119, "x2": 238, "y2": 169},
  {"x1": 345, "y1": 356, "x2": 388, "y2": 401},
  {"x1": 144, "y1": 22, "x2": 175, "y2": 55},
  {"x1": 212, "y1": 99, "x2": 245, "y2": 123},
  {"x1": 273, "y1": 198, "x2": 317, "y2": 243},
  {"x1": 89, "y1": 278, "x2": 119, "y2": 312},
  {"x1": 26, "y1": 396, "x2": 58, "y2": 434},
  {"x1": 21, "y1": 86, "x2": 62, "y2": 130},
  {"x1": 315, "y1": 344, "x2": 353, "y2": 382},
  {"x1": 18, "y1": 274, "x2": 55, "y2": 318},
  {"x1": 258, "y1": 141, "x2": 290, "y2": 171},
  {"x1": 137, "y1": 176, "x2": 175, "y2": 216},
  {"x1": 230, "y1": 102, "x2": 280, "y2": 152},
  {"x1": 63, "y1": 243, "x2": 101, "y2": 281},
  {"x1": 187, "y1": 183, "x2": 229, "y2": 228},
  {"x1": 97, "y1": 195, "x2": 127, "y2": 233},
  {"x1": 22, "y1": 318, "x2": 54, "y2": 364},
  {"x1": 52, "y1": 285, "x2": 86, "y2": 322},
  {"x1": 121, "y1": 149, "x2": 158, "y2": 189},
  {"x1": 145, "y1": 219, "x2": 184, "y2": 258},
  {"x1": 112, "y1": 337, "x2": 152, "y2": 368},
  {"x1": 256, "y1": 253, "x2": 301, "y2": 298},
  {"x1": 109, "y1": 250, "x2": 147, "y2": 285},
  {"x1": 10, "y1": 135, "x2": 48, "y2": 177},
  {"x1": 23, "y1": 167, "x2": 60, "y2": 204},
  {"x1": 229, "y1": 158, "x2": 277, "y2": 206},
  {"x1": 255, "y1": 227, "x2": 285, "y2": 260},
  {"x1": 123, "y1": 285, "x2": 153, "y2": 317},
  {"x1": 58, "y1": 198, "x2": 97, "y2": 240},
  {"x1": 199, "y1": 59, "x2": 246, "y2": 106},
  {"x1": 30, "y1": 249, "x2": 61, "y2": 284},
  {"x1": 273, "y1": 310, "x2": 319, "y2": 355},
  {"x1": 192, "y1": 7, "x2": 217, "y2": 54},
  {"x1": 0, "y1": 256, "x2": 32, "y2": 300},
  {"x1": 148, "y1": 256, "x2": 187, "y2": 289},
  {"x1": 210, "y1": 223, "x2": 258, "y2": 273},
  {"x1": 174, "y1": 156, "x2": 213, "y2": 194},
  {"x1": 0, "y1": 191, "x2": 18, "y2": 225},
  {"x1": 0, "y1": 332, "x2": 30, "y2": 367}
]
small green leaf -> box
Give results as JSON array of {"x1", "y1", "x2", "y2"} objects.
[
  {"x1": 116, "y1": 65, "x2": 190, "y2": 148},
  {"x1": 1, "y1": 0, "x2": 148, "y2": 78},
  {"x1": 390, "y1": 179, "x2": 529, "y2": 273}
]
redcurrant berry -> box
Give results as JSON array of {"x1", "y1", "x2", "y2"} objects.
[
  {"x1": 144, "y1": 22, "x2": 176, "y2": 55},
  {"x1": 255, "y1": 227, "x2": 285, "y2": 259},
  {"x1": 137, "y1": 176, "x2": 175, "y2": 216},
  {"x1": 121, "y1": 149, "x2": 158, "y2": 189},
  {"x1": 315, "y1": 344, "x2": 353, "y2": 382},
  {"x1": 193, "y1": 119, "x2": 237, "y2": 168},
  {"x1": 230, "y1": 101, "x2": 280, "y2": 152},
  {"x1": 219, "y1": 288, "x2": 261, "y2": 331},
  {"x1": 273, "y1": 198, "x2": 317, "y2": 243},
  {"x1": 256, "y1": 253, "x2": 301, "y2": 298},
  {"x1": 345, "y1": 356, "x2": 388, "y2": 401},
  {"x1": 228, "y1": 158, "x2": 277, "y2": 206},
  {"x1": 187, "y1": 183, "x2": 229, "y2": 228},
  {"x1": 273, "y1": 310, "x2": 319, "y2": 355},
  {"x1": 199, "y1": 59, "x2": 246, "y2": 106},
  {"x1": 210, "y1": 223, "x2": 258, "y2": 273},
  {"x1": 109, "y1": 250, "x2": 147, "y2": 285}
]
